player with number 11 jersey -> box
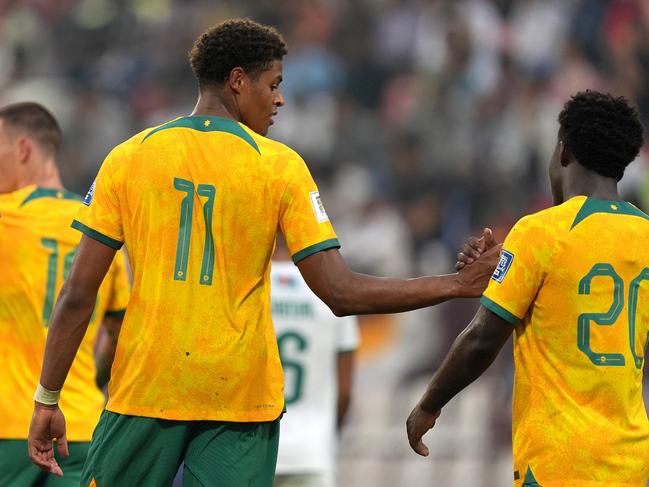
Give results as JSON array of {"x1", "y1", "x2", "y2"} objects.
[{"x1": 72, "y1": 115, "x2": 339, "y2": 422}]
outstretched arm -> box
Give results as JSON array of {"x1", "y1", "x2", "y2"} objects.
[
  {"x1": 406, "y1": 306, "x2": 513, "y2": 456},
  {"x1": 297, "y1": 244, "x2": 501, "y2": 317},
  {"x1": 28, "y1": 235, "x2": 116, "y2": 476}
]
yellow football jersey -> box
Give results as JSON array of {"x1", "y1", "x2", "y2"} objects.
[
  {"x1": 0, "y1": 185, "x2": 130, "y2": 441},
  {"x1": 73, "y1": 115, "x2": 339, "y2": 422},
  {"x1": 482, "y1": 196, "x2": 649, "y2": 486}
]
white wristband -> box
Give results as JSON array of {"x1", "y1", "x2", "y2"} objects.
[{"x1": 33, "y1": 383, "x2": 61, "y2": 405}]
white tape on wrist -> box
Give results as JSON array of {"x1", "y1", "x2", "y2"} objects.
[{"x1": 33, "y1": 383, "x2": 61, "y2": 405}]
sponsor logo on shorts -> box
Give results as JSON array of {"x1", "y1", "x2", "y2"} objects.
[
  {"x1": 83, "y1": 180, "x2": 96, "y2": 206},
  {"x1": 492, "y1": 249, "x2": 514, "y2": 283},
  {"x1": 310, "y1": 191, "x2": 329, "y2": 223}
]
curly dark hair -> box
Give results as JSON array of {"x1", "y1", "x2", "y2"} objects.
[
  {"x1": 0, "y1": 101, "x2": 62, "y2": 157},
  {"x1": 558, "y1": 90, "x2": 644, "y2": 181},
  {"x1": 189, "y1": 18, "x2": 287, "y2": 87}
]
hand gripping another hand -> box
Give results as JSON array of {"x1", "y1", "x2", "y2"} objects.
[{"x1": 454, "y1": 228, "x2": 502, "y2": 297}]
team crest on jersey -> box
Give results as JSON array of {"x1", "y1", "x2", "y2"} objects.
[
  {"x1": 491, "y1": 249, "x2": 514, "y2": 283},
  {"x1": 83, "y1": 180, "x2": 96, "y2": 206},
  {"x1": 310, "y1": 191, "x2": 329, "y2": 223}
]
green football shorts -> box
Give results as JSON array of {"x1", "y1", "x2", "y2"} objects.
[
  {"x1": 0, "y1": 439, "x2": 90, "y2": 487},
  {"x1": 81, "y1": 410, "x2": 280, "y2": 487}
]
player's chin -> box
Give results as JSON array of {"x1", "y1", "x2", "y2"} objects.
[{"x1": 253, "y1": 121, "x2": 271, "y2": 136}]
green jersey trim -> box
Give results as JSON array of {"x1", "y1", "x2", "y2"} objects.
[
  {"x1": 104, "y1": 309, "x2": 126, "y2": 319},
  {"x1": 141, "y1": 116, "x2": 260, "y2": 154},
  {"x1": 292, "y1": 238, "x2": 340, "y2": 265},
  {"x1": 522, "y1": 466, "x2": 542, "y2": 486},
  {"x1": 20, "y1": 187, "x2": 82, "y2": 207},
  {"x1": 71, "y1": 220, "x2": 123, "y2": 250},
  {"x1": 480, "y1": 296, "x2": 519, "y2": 325},
  {"x1": 571, "y1": 197, "x2": 649, "y2": 230}
]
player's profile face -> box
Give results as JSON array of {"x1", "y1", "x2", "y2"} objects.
[{"x1": 240, "y1": 60, "x2": 284, "y2": 136}]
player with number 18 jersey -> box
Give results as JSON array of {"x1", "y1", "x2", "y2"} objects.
[{"x1": 0, "y1": 186, "x2": 130, "y2": 442}]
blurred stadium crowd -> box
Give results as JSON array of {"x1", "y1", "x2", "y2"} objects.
[{"x1": 2, "y1": 0, "x2": 649, "y2": 485}]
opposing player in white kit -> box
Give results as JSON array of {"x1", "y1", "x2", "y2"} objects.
[{"x1": 271, "y1": 243, "x2": 360, "y2": 487}]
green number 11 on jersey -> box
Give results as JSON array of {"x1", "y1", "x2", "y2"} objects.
[{"x1": 172, "y1": 177, "x2": 216, "y2": 285}]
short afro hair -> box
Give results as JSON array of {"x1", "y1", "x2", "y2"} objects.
[
  {"x1": 558, "y1": 90, "x2": 644, "y2": 181},
  {"x1": 189, "y1": 18, "x2": 287, "y2": 88},
  {"x1": 0, "y1": 102, "x2": 62, "y2": 157}
]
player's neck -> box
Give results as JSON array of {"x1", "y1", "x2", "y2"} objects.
[
  {"x1": 19, "y1": 159, "x2": 64, "y2": 191},
  {"x1": 190, "y1": 90, "x2": 239, "y2": 122},
  {"x1": 563, "y1": 173, "x2": 620, "y2": 202}
]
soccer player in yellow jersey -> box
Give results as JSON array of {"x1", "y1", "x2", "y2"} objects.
[
  {"x1": 407, "y1": 90, "x2": 649, "y2": 486},
  {"x1": 0, "y1": 102, "x2": 130, "y2": 486},
  {"x1": 27, "y1": 19, "x2": 499, "y2": 486}
]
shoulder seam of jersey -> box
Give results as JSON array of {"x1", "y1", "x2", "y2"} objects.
[
  {"x1": 570, "y1": 197, "x2": 649, "y2": 230},
  {"x1": 140, "y1": 116, "x2": 261, "y2": 154},
  {"x1": 20, "y1": 187, "x2": 82, "y2": 207}
]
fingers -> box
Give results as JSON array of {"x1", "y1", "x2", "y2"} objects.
[
  {"x1": 466, "y1": 237, "x2": 483, "y2": 257},
  {"x1": 29, "y1": 443, "x2": 64, "y2": 477},
  {"x1": 56, "y1": 434, "x2": 69, "y2": 458},
  {"x1": 409, "y1": 436, "x2": 430, "y2": 457},
  {"x1": 28, "y1": 406, "x2": 67, "y2": 477},
  {"x1": 28, "y1": 442, "x2": 56, "y2": 472},
  {"x1": 483, "y1": 243, "x2": 503, "y2": 257},
  {"x1": 483, "y1": 227, "x2": 498, "y2": 249},
  {"x1": 406, "y1": 408, "x2": 441, "y2": 457},
  {"x1": 49, "y1": 459, "x2": 64, "y2": 477},
  {"x1": 457, "y1": 238, "x2": 482, "y2": 268}
]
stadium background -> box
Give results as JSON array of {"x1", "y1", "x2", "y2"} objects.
[{"x1": 1, "y1": 0, "x2": 648, "y2": 485}]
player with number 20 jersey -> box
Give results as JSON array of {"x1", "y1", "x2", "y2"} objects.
[{"x1": 481, "y1": 196, "x2": 649, "y2": 484}]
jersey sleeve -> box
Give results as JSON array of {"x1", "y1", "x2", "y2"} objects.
[
  {"x1": 104, "y1": 249, "x2": 131, "y2": 318},
  {"x1": 336, "y1": 316, "x2": 360, "y2": 353},
  {"x1": 278, "y1": 151, "x2": 340, "y2": 264},
  {"x1": 71, "y1": 147, "x2": 125, "y2": 249},
  {"x1": 480, "y1": 215, "x2": 554, "y2": 325}
]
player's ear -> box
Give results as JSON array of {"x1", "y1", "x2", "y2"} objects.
[
  {"x1": 558, "y1": 140, "x2": 571, "y2": 167},
  {"x1": 228, "y1": 67, "x2": 246, "y2": 95},
  {"x1": 17, "y1": 136, "x2": 32, "y2": 164}
]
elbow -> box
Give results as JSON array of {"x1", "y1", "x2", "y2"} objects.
[
  {"x1": 455, "y1": 327, "x2": 499, "y2": 369},
  {"x1": 330, "y1": 305, "x2": 350, "y2": 318},
  {"x1": 57, "y1": 281, "x2": 97, "y2": 313},
  {"x1": 325, "y1": 287, "x2": 356, "y2": 317}
]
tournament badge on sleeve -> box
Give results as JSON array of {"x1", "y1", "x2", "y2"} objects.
[
  {"x1": 492, "y1": 250, "x2": 514, "y2": 283},
  {"x1": 83, "y1": 180, "x2": 96, "y2": 206}
]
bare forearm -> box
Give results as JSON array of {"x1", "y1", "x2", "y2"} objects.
[
  {"x1": 333, "y1": 272, "x2": 467, "y2": 316},
  {"x1": 40, "y1": 284, "x2": 97, "y2": 390},
  {"x1": 302, "y1": 253, "x2": 468, "y2": 316},
  {"x1": 298, "y1": 248, "x2": 499, "y2": 317},
  {"x1": 418, "y1": 309, "x2": 511, "y2": 413}
]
